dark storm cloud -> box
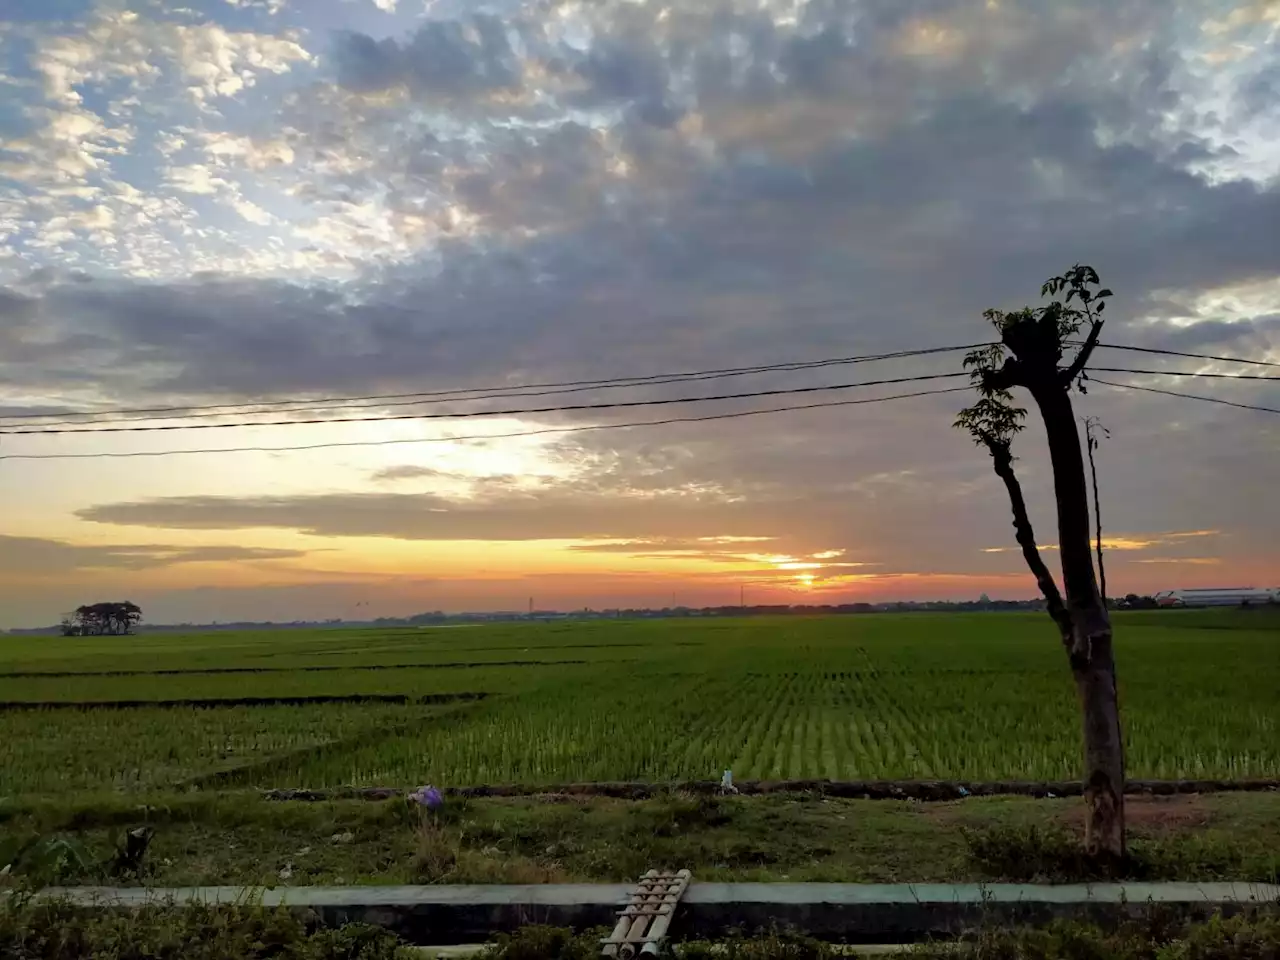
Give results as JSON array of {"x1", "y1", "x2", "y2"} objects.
[
  {"x1": 1136, "y1": 315, "x2": 1280, "y2": 354},
  {"x1": 0, "y1": 535, "x2": 306, "y2": 576},
  {"x1": 331, "y1": 15, "x2": 521, "y2": 98},
  {"x1": 1240, "y1": 63, "x2": 1280, "y2": 119},
  {"x1": 572, "y1": 33, "x2": 684, "y2": 127},
  {"x1": 0, "y1": 289, "x2": 37, "y2": 326}
]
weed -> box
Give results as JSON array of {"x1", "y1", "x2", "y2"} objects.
[
  {"x1": 482, "y1": 925, "x2": 606, "y2": 960},
  {"x1": 410, "y1": 814, "x2": 566, "y2": 884},
  {"x1": 0, "y1": 835, "x2": 95, "y2": 886},
  {"x1": 680, "y1": 929, "x2": 839, "y2": 960},
  {"x1": 411, "y1": 817, "x2": 458, "y2": 882},
  {"x1": 474, "y1": 918, "x2": 1280, "y2": 960},
  {"x1": 905, "y1": 912, "x2": 1280, "y2": 959}
]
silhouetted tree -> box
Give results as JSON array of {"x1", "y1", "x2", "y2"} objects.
[
  {"x1": 956, "y1": 264, "x2": 1125, "y2": 858},
  {"x1": 72, "y1": 601, "x2": 143, "y2": 636},
  {"x1": 1119, "y1": 594, "x2": 1158, "y2": 609}
]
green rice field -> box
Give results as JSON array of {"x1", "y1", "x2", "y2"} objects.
[{"x1": 0, "y1": 610, "x2": 1276, "y2": 797}]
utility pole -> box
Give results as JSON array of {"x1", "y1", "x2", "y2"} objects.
[{"x1": 739, "y1": 584, "x2": 745, "y2": 609}]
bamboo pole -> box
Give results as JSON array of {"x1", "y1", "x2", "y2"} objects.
[
  {"x1": 640, "y1": 869, "x2": 691, "y2": 956},
  {"x1": 617, "y1": 876, "x2": 660, "y2": 960},
  {"x1": 602, "y1": 870, "x2": 692, "y2": 959},
  {"x1": 602, "y1": 869, "x2": 657, "y2": 958}
]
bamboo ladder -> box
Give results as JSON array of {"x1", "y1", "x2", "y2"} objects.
[{"x1": 600, "y1": 869, "x2": 692, "y2": 958}]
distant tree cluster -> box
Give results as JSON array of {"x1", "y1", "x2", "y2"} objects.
[
  {"x1": 1117, "y1": 594, "x2": 1160, "y2": 610},
  {"x1": 60, "y1": 601, "x2": 143, "y2": 636}
]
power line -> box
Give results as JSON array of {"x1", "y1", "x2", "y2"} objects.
[
  {"x1": 3, "y1": 340, "x2": 1273, "y2": 427},
  {"x1": 7, "y1": 373, "x2": 1272, "y2": 460},
  {"x1": 0, "y1": 343, "x2": 989, "y2": 425},
  {"x1": 1092, "y1": 378, "x2": 1280, "y2": 415},
  {"x1": 2, "y1": 347, "x2": 966, "y2": 428},
  {"x1": 0, "y1": 385, "x2": 974, "y2": 461},
  {"x1": 0, "y1": 372, "x2": 971, "y2": 436},
  {"x1": 1091, "y1": 342, "x2": 1280, "y2": 368},
  {"x1": 1091, "y1": 367, "x2": 1280, "y2": 381}
]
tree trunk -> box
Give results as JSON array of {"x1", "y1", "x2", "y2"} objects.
[
  {"x1": 1030, "y1": 383, "x2": 1126, "y2": 857},
  {"x1": 1072, "y1": 633, "x2": 1125, "y2": 857}
]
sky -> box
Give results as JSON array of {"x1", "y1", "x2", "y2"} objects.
[{"x1": 0, "y1": 0, "x2": 1277, "y2": 628}]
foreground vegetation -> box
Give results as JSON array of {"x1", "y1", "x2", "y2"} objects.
[
  {"x1": 0, "y1": 898, "x2": 412, "y2": 959},
  {"x1": 6, "y1": 906, "x2": 1280, "y2": 960},
  {"x1": 489, "y1": 918, "x2": 1280, "y2": 960},
  {"x1": 1, "y1": 611, "x2": 1277, "y2": 795}
]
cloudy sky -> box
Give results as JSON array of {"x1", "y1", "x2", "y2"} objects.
[{"x1": 1, "y1": 0, "x2": 1277, "y2": 627}]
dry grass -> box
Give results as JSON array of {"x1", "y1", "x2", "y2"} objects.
[{"x1": 412, "y1": 816, "x2": 565, "y2": 884}]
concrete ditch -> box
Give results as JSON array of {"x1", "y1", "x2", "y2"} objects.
[{"x1": 28, "y1": 882, "x2": 1280, "y2": 945}]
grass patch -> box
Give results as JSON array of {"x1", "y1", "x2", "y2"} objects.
[
  {"x1": 411, "y1": 816, "x2": 565, "y2": 884},
  {"x1": 4, "y1": 791, "x2": 1280, "y2": 887},
  {"x1": 963, "y1": 822, "x2": 1280, "y2": 882}
]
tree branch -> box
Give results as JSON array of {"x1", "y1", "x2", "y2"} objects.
[
  {"x1": 1085, "y1": 419, "x2": 1108, "y2": 606},
  {"x1": 981, "y1": 436, "x2": 1073, "y2": 641},
  {"x1": 982, "y1": 358, "x2": 1023, "y2": 393},
  {"x1": 1061, "y1": 317, "x2": 1105, "y2": 385}
]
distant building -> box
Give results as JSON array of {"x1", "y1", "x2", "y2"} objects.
[{"x1": 1153, "y1": 587, "x2": 1280, "y2": 608}]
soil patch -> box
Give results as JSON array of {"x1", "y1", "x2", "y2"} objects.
[{"x1": 1055, "y1": 794, "x2": 1213, "y2": 834}]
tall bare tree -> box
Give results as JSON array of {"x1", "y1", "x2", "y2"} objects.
[{"x1": 956, "y1": 264, "x2": 1125, "y2": 857}]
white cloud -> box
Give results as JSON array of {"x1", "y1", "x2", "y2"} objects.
[
  {"x1": 170, "y1": 23, "x2": 312, "y2": 102},
  {"x1": 35, "y1": 17, "x2": 159, "y2": 105},
  {"x1": 232, "y1": 198, "x2": 273, "y2": 224},
  {"x1": 0, "y1": 7, "x2": 316, "y2": 282},
  {"x1": 0, "y1": 104, "x2": 131, "y2": 186},
  {"x1": 200, "y1": 131, "x2": 296, "y2": 168},
  {"x1": 167, "y1": 164, "x2": 229, "y2": 195},
  {"x1": 31, "y1": 9, "x2": 313, "y2": 106},
  {"x1": 81, "y1": 205, "x2": 116, "y2": 230},
  {"x1": 225, "y1": 0, "x2": 289, "y2": 14}
]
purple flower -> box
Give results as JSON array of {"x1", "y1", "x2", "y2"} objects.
[{"x1": 411, "y1": 785, "x2": 444, "y2": 810}]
